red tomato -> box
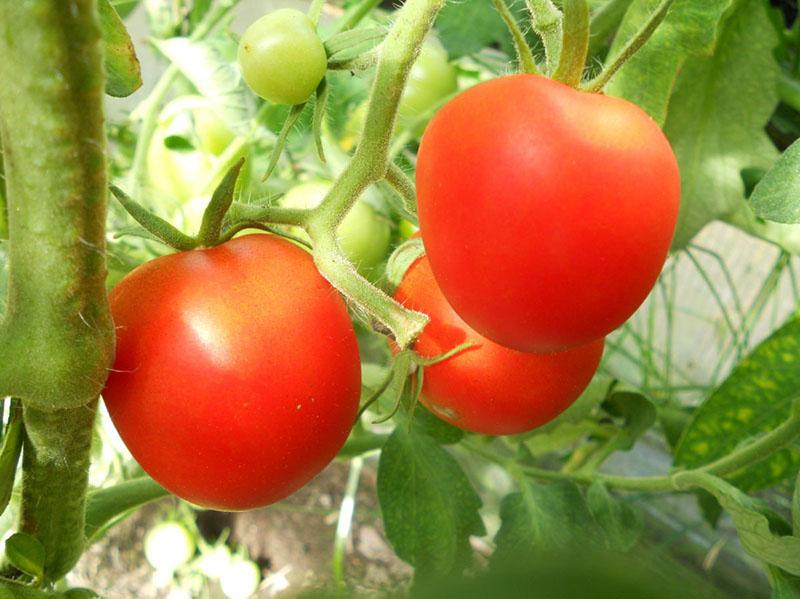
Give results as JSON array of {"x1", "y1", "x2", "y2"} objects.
[
  {"x1": 103, "y1": 235, "x2": 361, "y2": 510},
  {"x1": 416, "y1": 74, "x2": 680, "y2": 352},
  {"x1": 394, "y1": 255, "x2": 604, "y2": 435}
]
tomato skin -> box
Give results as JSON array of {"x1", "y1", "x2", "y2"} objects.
[
  {"x1": 237, "y1": 9, "x2": 327, "y2": 106},
  {"x1": 416, "y1": 74, "x2": 680, "y2": 352},
  {"x1": 103, "y1": 235, "x2": 361, "y2": 510},
  {"x1": 394, "y1": 256, "x2": 604, "y2": 435}
]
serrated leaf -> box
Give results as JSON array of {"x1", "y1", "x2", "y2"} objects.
[
  {"x1": 674, "y1": 316, "x2": 800, "y2": 491},
  {"x1": 99, "y1": 0, "x2": 142, "y2": 97},
  {"x1": 660, "y1": 0, "x2": 780, "y2": 248},
  {"x1": 153, "y1": 37, "x2": 253, "y2": 136},
  {"x1": 492, "y1": 480, "x2": 603, "y2": 563},
  {"x1": 5, "y1": 532, "x2": 45, "y2": 581},
  {"x1": 377, "y1": 427, "x2": 484, "y2": 577},
  {"x1": 750, "y1": 138, "x2": 800, "y2": 224},
  {"x1": 586, "y1": 482, "x2": 643, "y2": 551},
  {"x1": 675, "y1": 471, "x2": 800, "y2": 575},
  {"x1": 436, "y1": 0, "x2": 514, "y2": 59},
  {"x1": 606, "y1": 0, "x2": 731, "y2": 124}
]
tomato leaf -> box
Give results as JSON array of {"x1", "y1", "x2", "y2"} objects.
[
  {"x1": 98, "y1": 0, "x2": 142, "y2": 98},
  {"x1": 377, "y1": 427, "x2": 484, "y2": 578},
  {"x1": 152, "y1": 37, "x2": 254, "y2": 136},
  {"x1": 749, "y1": 138, "x2": 800, "y2": 224},
  {"x1": 84, "y1": 477, "x2": 168, "y2": 543},
  {"x1": 586, "y1": 481, "x2": 643, "y2": 551},
  {"x1": 5, "y1": 532, "x2": 46, "y2": 581},
  {"x1": 675, "y1": 471, "x2": 800, "y2": 575},
  {"x1": 436, "y1": 0, "x2": 515, "y2": 59},
  {"x1": 674, "y1": 315, "x2": 800, "y2": 491},
  {"x1": 660, "y1": 0, "x2": 781, "y2": 248},
  {"x1": 492, "y1": 480, "x2": 604, "y2": 562},
  {"x1": 605, "y1": 0, "x2": 732, "y2": 125},
  {"x1": 411, "y1": 407, "x2": 464, "y2": 445},
  {"x1": 602, "y1": 391, "x2": 657, "y2": 450},
  {"x1": 766, "y1": 564, "x2": 800, "y2": 599}
]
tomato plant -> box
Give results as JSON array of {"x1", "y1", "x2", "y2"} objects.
[
  {"x1": 417, "y1": 74, "x2": 680, "y2": 352},
  {"x1": 102, "y1": 234, "x2": 361, "y2": 510},
  {"x1": 237, "y1": 8, "x2": 327, "y2": 106},
  {"x1": 394, "y1": 255, "x2": 604, "y2": 434}
]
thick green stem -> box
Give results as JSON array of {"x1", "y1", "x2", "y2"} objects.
[
  {"x1": 491, "y1": 0, "x2": 539, "y2": 75},
  {"x1": 526, "y1": 0, "x2": 563, "y2": 75},
  {"x1": 0, "y1": 0, "x2": 115, "y2": 410},
  {"x1": 304, "y1": 0, "x2": 441, "y2": 348},
  {"x1": 552, "y1": 0, "x2": 589, "y2": 87},
  {"x1": 20, "y1": 403, "x2": 97, "y2": 582}
]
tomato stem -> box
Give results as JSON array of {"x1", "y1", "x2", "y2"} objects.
[
  {"x1": 583, "y1": 0, "x2": 675, "y2": 93},
  {"x1": 553, "y1": 0, "x2": 590, "y2": 87},
  {"x1": 526, "y1": 0, "x2": 564, "y2": 76},
  {"x1": 197, "y1": 159, "x2": 245, "y2": 247},
  {"x1": 491, "y1": 0, "x2": 539, "y2": 75}
]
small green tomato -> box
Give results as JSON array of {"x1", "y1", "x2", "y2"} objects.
[
  {"x1": 237, "y1": 9, "x2": 327, "y2": 106},
  {"x1": 143, "y1": 522, "x2": 195, "y2": 573},
  {"x1": 280, "y1": 181, "x2": 391, "y2": 276},
  {"x1": 219, "y1": 557, "x2": 261, "y2": 599}
]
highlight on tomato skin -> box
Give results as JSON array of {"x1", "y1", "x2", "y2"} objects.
[
  {"x1": 416, "y1": 73, "x2": 681, "y2": 354},
  {"x1": 102, "y1": 234, "x2": 362, "y2": 511},
  {"x1": 393, "y1": 255, "x2": 605, "y2": 436}
]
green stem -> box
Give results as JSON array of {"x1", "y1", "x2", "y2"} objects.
[
  {"x1": 0, "y1": 144, "x2": 6, "y2": 240},
  {"x1": 303, "y1": 0, "x2": 441, "y2": 348},
  {"x1": 464, "y1": 401, "x2": 800, "y2": 493},
  {"x1": 225, "y1": 203, "x2": 310, "y2": 228},
  {"x1": 778, "y1": 73, "x2": 800, "y2": 112},
  {"x1": 20, "y1": 403, "x2": 98, "y2": 582},
  {"x1": 552, "y1": 0, "x2": 590, "y2": 87},
  {"x1": 0, "y1": 0, "x2": 115, "y2": 410},
  {"x1": 526, "y1": 0, "x2": 563, "y2": 75},
  {"x1": 583, "y1": 0, "x2": 675, "y2": 92},
  {"x1": 491, "y1": 0, "x2": 539, "y2": 75},
  {"x1": 128, "y1": 0, "x2": 241, "y2": 196},
  {"x1": 196, "y1": 159, "x2": 244, "y2": 247},
  {"x1": 384, "y1": 162, "x2": 418, "y2": 221}
]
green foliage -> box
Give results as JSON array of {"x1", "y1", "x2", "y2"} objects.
[
  {"x1": 377, "y1": 427, "x2": 485, "y2": 578},
  {"x1": 5, "y1": 532, "x2": 45, "y2": 581},
  {"x1": 98, "y1": 0, "x2": 142, "y2": 97},
  {"x1": 586, "y1": 482, "x2": 643, "y2": 551},
  {"x1": 436, "y1": 0, "x2": 514, "y2": 58},
  {"x1": 674, "y1": 316, "x2": 800, "y2": 490},
  {"x1": 750, "y1": 138, "x2": 800, "y2": 224}
]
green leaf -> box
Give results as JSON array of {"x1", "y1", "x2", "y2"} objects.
[
  {"x1": 793, "y1": 469, "x2": 800, "y2": 536},
  {"x1": 436, "y1": 0, "x2": 514, "y2": 59},
  {"x1": 5, "y1": 532, "x2": 46, "y2": 581},
  {"x1": 605, "y1": 0, "x2": 731, "y2": 124},
  {"x1": 661, "y1": 0, "x2": 781, "y2": 248},
  {"x1": 324, "y1": 26, "x2": 385, "y2": 62},
  {"x1": 766, "y1": 564, "x2": 800, "y2": 599},
  {"x1": 586, "y1": 482, "x2": 643, "y2": 551},
  {"x1": 84, "y1": 477, "x2": 168, "y2": 543},
  {"x1": 674, "y1": 316, "x2": 800, "y2": 491},
  {"x1": 492, "y1": 480, "x2": 604, "y2": 563},
  {"x1": 98, "y1": 0, "x2": 142, "y2": 97},
  {"x1": 750, "y1": 139, "x2": 800, "y2": 224},
  {"x1": 110, "y1": 0, "x2": 140, "y2": 19},
  {"x1": 602, "y1": 391, "x2": 657, "y2": 450},
  {"x1": 675, "y1": 471, "x2": 800, "y2": 575},
  {"x1": 411, "y1": 407, "x2": 464, "y2": 445},
  {"x1": 377, "y1": 427, "x2": 484, "y2": 577},
  {"x1": 152, "y1": 37, "x2": 254, "y2": 136},
  {"x1": 0, "y1": 399, "x2": 23, "y2": 518}
]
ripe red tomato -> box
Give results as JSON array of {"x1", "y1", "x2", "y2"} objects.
[
  {"x1": 103, "y1": 235, "x2": 361, "y2": 510},
  {"x1": 416, "y1": 74, "x2": 680, "y2": 352},
  {"x1": 393, "y1": 255, "x2": 604, "y2": 435}
]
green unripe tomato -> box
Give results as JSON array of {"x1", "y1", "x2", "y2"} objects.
[
  {"x1": 238, "y1": 9, "x2": 327, "y2": 106},
  {"x1": 219, "y1": 557, "x2": 261, "y2": 599},
  {"x1": 280, "y1": 181, "x2": 391, "y2": 275},
  {"x1": 143, "y1": 522, "x2": 195, "y2": 573},
  {"x1": 398, "y1": 39, "x2": 458, "y2": 126},
  {"x1": 340, "y1": 39, "x2": 457, "y2": 149}
]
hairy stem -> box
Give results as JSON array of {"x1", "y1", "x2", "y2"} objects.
[
  {"x1": 20, "y1": 403, "x2": 97, "y2": 582},
  {"x1": 553, "y1": 0, "x2": 590, "y2": 86},
  {"x1": 527, "y1": 0, "x2": 563, "y2": 75},
  {"x1": 491, "y1": 0, "x2": 539, "y2": 75}
]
